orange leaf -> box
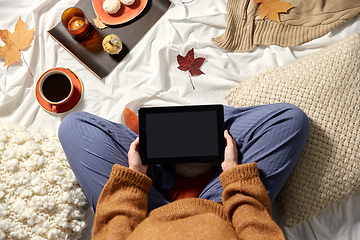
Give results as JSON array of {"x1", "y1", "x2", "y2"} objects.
[
  {"x1": 254, "y1": 0, "x2": 294, "y2": 23},
  {"x1": 124, "y1": 108, "x2": 139, "y2": 134},
  {"x1": 0, "y1": 17, "x2": 35, "y2": 66}
]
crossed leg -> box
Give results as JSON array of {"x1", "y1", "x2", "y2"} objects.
[
  {"x1": 199, "y1": 103, "x2": 310, "y2": 203},
  {"x1": 58, "y1": 103, "x2": 310, "y2": 212}
]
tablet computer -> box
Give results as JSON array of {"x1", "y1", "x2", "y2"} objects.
[{"x1": 138, "y1": 104, "x2": 224, "y2": 165}]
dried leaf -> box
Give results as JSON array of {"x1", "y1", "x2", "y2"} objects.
[
  {"x1": 124, "y1": 108, "x2": 139, "y2": 134},
  {"x1": 93, "y1": 17, "x2": 107, "y2": 29},
  {"x1": 0, "y1": 17, "x2": 35, "y2": 66},
  {"x1": 254, "y1": 0, "x2": 294, "y2": 23},
  {"x1": 177, "y1": 48, "x2": 205, "y2": 89}
]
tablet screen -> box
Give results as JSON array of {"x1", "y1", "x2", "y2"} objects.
[{"x1": 139, "y1": 105, "x2": 224, "y2": 165}]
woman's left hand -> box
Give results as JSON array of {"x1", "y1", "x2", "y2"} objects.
[{"x1": 221, "y1": 130, "x2": 238, "y2": 171}]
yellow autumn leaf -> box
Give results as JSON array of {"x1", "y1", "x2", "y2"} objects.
[
  {"x1": 0, "y1": 17, "x2": 35, "y2": 66},
  {"x1": 93, "y1": 16, "x2": 107, "y2": 29}
]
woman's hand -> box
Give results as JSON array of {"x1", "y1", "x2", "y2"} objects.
[
  {"x1": 221, "y1": 130, "x2": 238, "y2": 171},
  {"x1": 128, "y1": 137, "x2": 148, "y2": 175}
]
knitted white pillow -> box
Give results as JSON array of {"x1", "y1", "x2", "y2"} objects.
[{"x1": 225, "y1": 33, "x2": 360, "y2": 227}]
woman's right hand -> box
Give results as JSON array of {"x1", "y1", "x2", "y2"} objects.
[
  {"x1": 128, "y1": 137, "x2": 148, "y2": 175},
  {"x1": 221, "y1": 130, "x2": 238, "y2": 171}
]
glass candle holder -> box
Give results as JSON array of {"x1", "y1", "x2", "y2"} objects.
[{"x1": 61, "y1": 7, "x2": 91, "y2": 39}]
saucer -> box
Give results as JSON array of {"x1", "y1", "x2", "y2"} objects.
[
  {"x1": 36, "y1": 68, "x2": 83, "y2": 114},
  {"x1": 92, "y1": 0, "x2": 148, "y2": 25}
]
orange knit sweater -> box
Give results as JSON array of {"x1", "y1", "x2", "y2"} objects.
[{"x1": 91, "y1": 162, "x2": 285, "y2": 240}]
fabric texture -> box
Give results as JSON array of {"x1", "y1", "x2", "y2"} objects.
[
  {"x1": 91, "y1": 163, "x2": 285, "y2": 240},
  {"x1": 0, "y1": 124, "x2": 87, "y2": 239},
  {"x1": 225, "y1": 33, "x2": 360, "y2": 227},
  {"x1": 212, "y1": 0, "x2": 360, "y2": 52},
  {"x1": 166, "y1": 168, "x2": 219, "y2": 201}
]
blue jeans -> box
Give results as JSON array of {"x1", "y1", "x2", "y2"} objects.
[{"x1": 58, "y1": 103, "x2": 310, "y2": 211}]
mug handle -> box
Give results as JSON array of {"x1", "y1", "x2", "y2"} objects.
[{"x1": 51, "y1": 104, "x2": 58, "y2": 113}]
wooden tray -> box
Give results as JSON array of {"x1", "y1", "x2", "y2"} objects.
[{"x1": 48, "y1": 0, "x2": 171, "y2": 79}]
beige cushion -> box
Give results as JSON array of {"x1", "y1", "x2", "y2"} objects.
[{"x1": 225, "y1": 33, "x2": 360, "y2": 227}]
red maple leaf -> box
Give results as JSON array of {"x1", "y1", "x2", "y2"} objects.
[{"x1": 177, "y1": 48, "x2": 205, "y2": 89}]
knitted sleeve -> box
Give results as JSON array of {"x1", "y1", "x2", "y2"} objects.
[
  {"x1": 212, "y1": 0, "x2": 360, "y2": 52},
  {"x1": 219, "y1": 162, "x2": 285, "y2": 240},
  {"x1": 92, "y1": 164, "x2": 153, "y2": 240}
]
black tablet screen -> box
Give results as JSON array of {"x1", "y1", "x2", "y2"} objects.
[{"x1": 139, "y1": 105, "x2": 224, "y2": 165}]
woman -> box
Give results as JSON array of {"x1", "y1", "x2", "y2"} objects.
[{"x1": 59, "y1": 103, "x2": 310, "y2": 239}]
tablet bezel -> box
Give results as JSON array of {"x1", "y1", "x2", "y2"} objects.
[{"x1": 138, "y1": 105, "x2": 224, "y2": 165}]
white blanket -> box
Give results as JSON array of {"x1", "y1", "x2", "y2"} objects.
[{"x1": 1, "y1": 0, "x2": 360, "y2": 239}]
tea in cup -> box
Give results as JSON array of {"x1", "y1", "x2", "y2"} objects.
[{"x1": 38, "y1": 70, "x2": 74, "y2": 113}]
